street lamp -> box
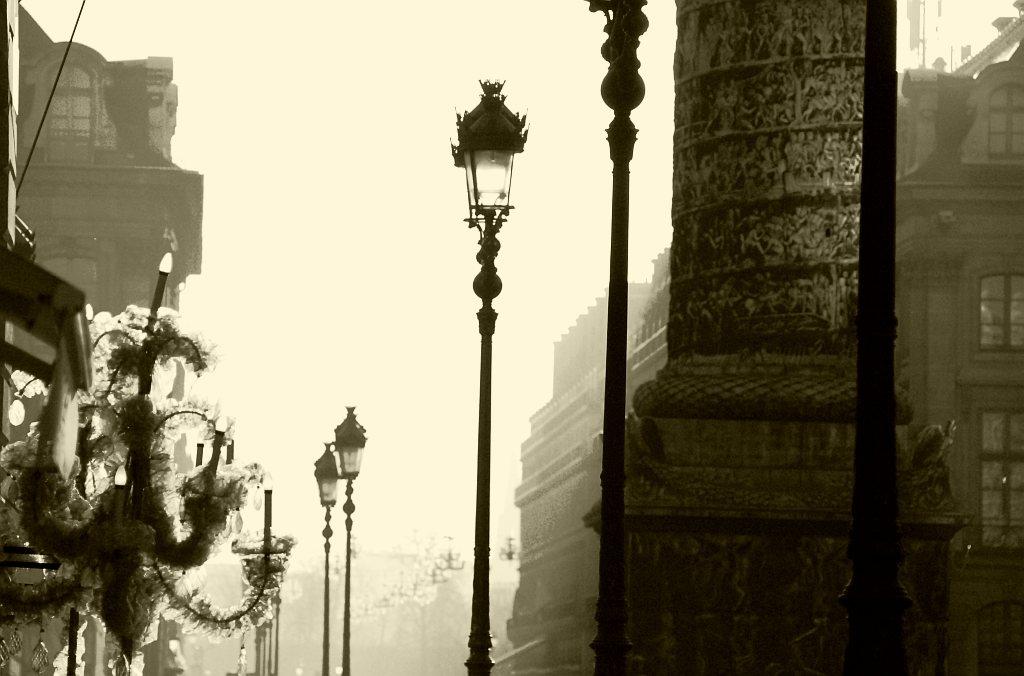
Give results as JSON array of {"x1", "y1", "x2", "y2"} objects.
[
  {"x1": 334, "y1": 407, "x2": 367, "y2": 676},
  {"x1": 313, "y1": 442, "x2": 340, "y2": 676},
  {"x1": 583, "y1": 1, "x2": 648, "y2": 674},
  {"x1": 451, "y1": 80, "x2": 527, "y2": 676}
]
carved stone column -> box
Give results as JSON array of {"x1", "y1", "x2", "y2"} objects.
[
  {"x1": 638, "y1": 0, "x2": 870, "y2": 420},
  {"x1": 671, "y1": 0, "x2": 863, "y2": 362},
  {"x1": 626, "y1": 1, "x2": 960, "y2": 672}
]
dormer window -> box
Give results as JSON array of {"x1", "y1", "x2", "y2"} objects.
[
  {"x1": 989, "y1": 85, "x2": 1024, "y2": 157},
  {"x1": 47, "y1": 66, "x2": 93, "y2": 163}
]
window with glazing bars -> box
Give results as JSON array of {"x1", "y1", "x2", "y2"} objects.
[
  {"x1": 980, "y1": 275, "x2": 1024, "y2": 350},
  {"x1": 989, "y1": 85, "x2": 1024, "y2": 157},
  {"x1": 981, "y1": 411, "x2": 1024, "y2": 548}
]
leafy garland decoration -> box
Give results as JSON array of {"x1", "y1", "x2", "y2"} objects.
[
  {"x1": 0, "y1": 571, "x2": 87, "y2": 618},
  {"x1": 0, "y1": 306, "x2": 295, "y2": 662},
  {"x1": 156, "y1": 534, "x2": 295, "y2": 638}
]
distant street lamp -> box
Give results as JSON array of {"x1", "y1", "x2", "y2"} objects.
[
  {"x1": 499, "y1": 536, "x2": 517, "y2": 563},
  {"x1": 451, "y1": 80, "x2": 527, "y2": 676},
  {"x1": 313, "y1": 442, "x2": 340, "y2": 676},
  {"x1": 334, "y1": 407, "x2": 367, "y2": 676}
]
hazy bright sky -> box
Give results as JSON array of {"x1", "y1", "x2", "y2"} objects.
[{"x1": 18, "y1": 0, "x2": 1019, "y2": 566}]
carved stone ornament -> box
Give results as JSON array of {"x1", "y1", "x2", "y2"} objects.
[
  {"x1": 632, "y1": 0, "x2": 876, "y2": 422},
  {"x1": 625, "y1": 530, "x2": 950, "y2": 675},
  {"x1": 669, "y1": 0, "x2": 865, "y2": 360},
  {"x1": 621, "y1": 412, "x2": 961, "y2": 674},
  {"x1": 626, "y1": 413, "x2": 961, "y2": 515}
]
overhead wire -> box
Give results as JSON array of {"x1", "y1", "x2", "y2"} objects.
[{"x1": 17, "y1": 0, "x2": 88, "y2": 196}]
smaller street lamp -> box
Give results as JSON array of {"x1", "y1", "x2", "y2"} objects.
[
  {"x1": 334, "y1": 407, "x2": 366, "y2": 480},
  {"x1": 334, "y1": 407, "x2": 367, "y2": 676},
  {"x1": 313, "y1": 443, "x2": 340, "y2": 676},
  {"x1": 314, "y1": 444, "x2": 340, "y2": 507}
]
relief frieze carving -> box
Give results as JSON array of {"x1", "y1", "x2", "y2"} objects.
[
  {"x1": 626, "y1": 530, "x2": 950, "y2": 675},
  {"x1": 679, "y1": 60, "x2": 864, "y2": 142},
  {"x1": 669, "y1": 0, "x2": 865, "y2": 359},
  {"x1": 676, "y1": 0, "x2": 865, "y2": 76},
  {"x1": 626, "y1": 414, "x2": 961, "y2": 518}
]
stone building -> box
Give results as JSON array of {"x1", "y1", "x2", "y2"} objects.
[
  {"x1": 15, "y1": 8, "x2": 202, "y2": 315},
  {"x1": 508, "y1": 0, "x2": 973, "y2": 673},
  {"x1": 505, "y1": 252, "x2": 668, "y2": 674},
  {"x1": 898, "y1": 17, "x2": 1024, "y2": 674},
  {"x1": 623, "y1": 0, "x2": 960, "y2": 670},
  {"x1": 2, "y1": 8, "x2": 204, "y2": 676}
]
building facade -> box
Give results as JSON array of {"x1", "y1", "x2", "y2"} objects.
[
  {"x1": 898, "y1": 25, "x2": 1024, "y2": 674},
  {"x1": 506, "y1": 253, "x2": 668, "y2": 675},
  {"x1": 507, "y1": 0, "x2": 1019, "y2": 672},
  {"x1": 15, "y1": 8, "x2": 202, "y2": 316},
  {"x1": 2, "y1": 9, "x2": 204, "y2": 676}
]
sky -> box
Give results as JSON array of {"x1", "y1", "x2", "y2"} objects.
[
  {"x1": 18, "y1": 0, "x2": 677, "y2": 567},
  {"x1": 18, "y1": 0, "x2": 1019, "y2": 569}
]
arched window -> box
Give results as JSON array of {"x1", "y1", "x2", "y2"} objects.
[
  {"x1": 989, "y1": 85, "x2": 1024, "y2": 157},
  {"x1": 47, "y1": 66, "x2": 93, "y2": 163},
  {"x1": 980, "y1": 275, "x2": 1024, "y2": 349},
  {"x1": 979, "y1": 601, "x2": 1024, "y2": 675}
]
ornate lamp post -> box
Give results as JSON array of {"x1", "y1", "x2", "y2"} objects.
[
  {"x1": 334, "y1": 407, "x2": 367, "y2": 676},
  {"x1": 451, "y1": 80, "x2": 527, "y2": 676},
  {"x1": 583, "y1": 1, "x2": 648, "y2": 674},
  {"x1": 313, "y1": 442, "x2": 340, "y2": 676},
  {"x1": 841, "y1": 1, "x2": 909, "y2": 673}
]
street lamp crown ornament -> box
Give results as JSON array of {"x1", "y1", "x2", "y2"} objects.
[
  {"x1": 334, "y1": 406, "x2": 367, "y2": 480},
  {"x1": 452, "y1": 81, "x2": 528, "y2": 218}
]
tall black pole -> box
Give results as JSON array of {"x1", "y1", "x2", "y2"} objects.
[
  {"x1": 266, "y1": 626, "x2": 274, "y2": 676},
  {"x1": 67, "y1": 607, "x2": 79, "y2": 676},
  {"x1": 322, "y1": 506, "x2": 333, "y2": 676},
  {"x1": 588, "y1": 1, "x2": 647, "y2": 674},
  {"x1": 466, "y1": 210, "x2": 502, "y2": 676},
  {"x1": 342, "y1": 479, "x2": 355, "y2": 676},
  {"x1": 259, "y1": 629, "x2": 265, "y2": 676},
  {"x1": 273, "y1": 597, "x2": 281, "y2": 676},
  {"x1": 68, "y1": 421, "x2": 92, "y2": 676},
  {"x1": 255, "y1": 629, "x2": 260, "y2": 676},
  {"x1": 841, "y1": 0, "x2": 909, "y2": 673}
]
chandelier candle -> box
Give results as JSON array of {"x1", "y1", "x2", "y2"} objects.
[
  {"x1": 209, "y1": 420, "x2": 227, "y2": 473},
  {"x1": 113, "y1": 464, "x2": 127, "y2": 522},
  {"x1": 146, "y1": 252, "x2": 173, "y2": 333},
  {"x1": 264, "y1": 479, "x2": 273, "y2": 551}
]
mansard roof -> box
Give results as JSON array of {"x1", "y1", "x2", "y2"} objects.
[{"x1": 956, "y1": 12, "x2": 1024, "y2": 77}]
